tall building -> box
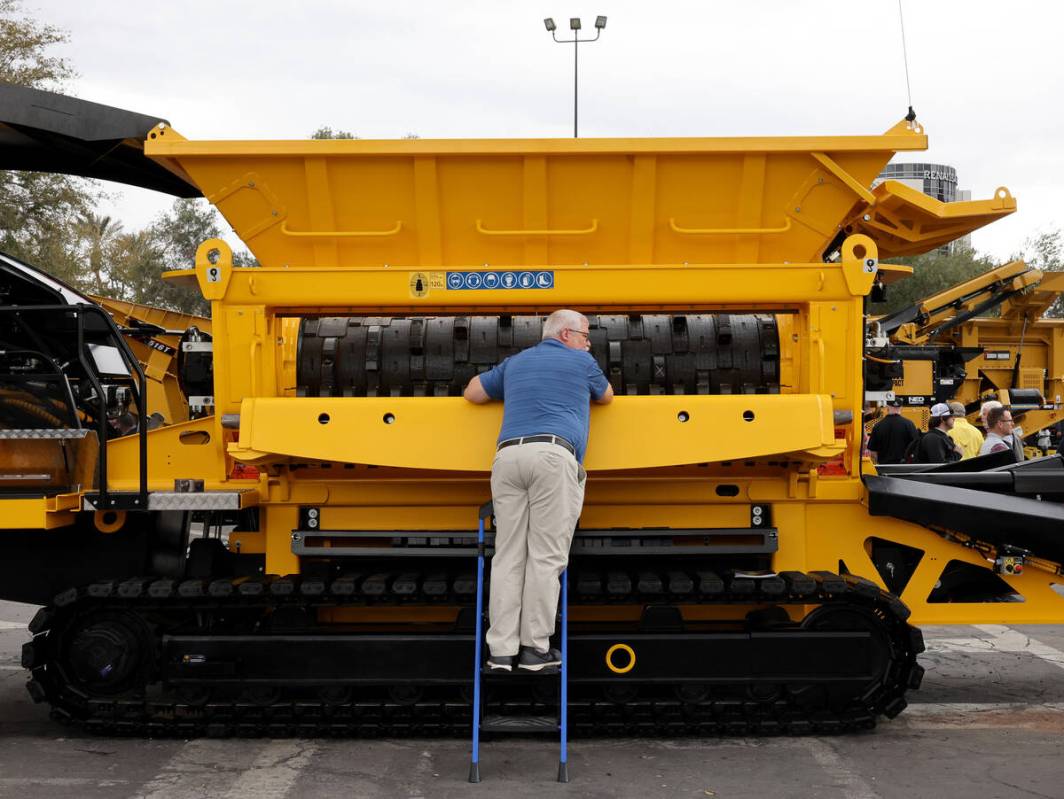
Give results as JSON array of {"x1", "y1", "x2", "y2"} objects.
[{"x1": 874, "y1": 162, "x2": 972, "y2": 252}]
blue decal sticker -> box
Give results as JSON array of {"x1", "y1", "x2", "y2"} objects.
[{"x1": 445, "y1": 270, "x2": 555, "y2": 290}]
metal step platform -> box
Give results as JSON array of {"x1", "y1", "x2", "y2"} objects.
[
  {"x1": 0, "y1": 428, "x2": 88, "y2": 439},
  {"x1": 81, "y1": 489, "x2": 256, "y2": 512}
]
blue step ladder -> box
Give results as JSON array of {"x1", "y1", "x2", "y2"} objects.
[{"x1": 469, "y1": 501, "x2": 569, "y2": 784}]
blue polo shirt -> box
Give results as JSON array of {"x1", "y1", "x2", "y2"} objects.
[{"x1": 478, "y1": 339, "x2": 609, "y2": 463}]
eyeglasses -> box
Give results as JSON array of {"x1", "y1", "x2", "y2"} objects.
[
  {"x1": 1001, "y1": 417, "x2": 1014, "y2": 424},
  {"x1": 566, "y1": 328, "x2": 590, "y2": 339}
]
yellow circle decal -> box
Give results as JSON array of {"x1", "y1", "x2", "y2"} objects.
[
  {"x1": 605, "y1": 643, "x2": 636, "y2": 674},
  {"x1": 94, "y1": 509, "x2": 127, "y2": 534}
]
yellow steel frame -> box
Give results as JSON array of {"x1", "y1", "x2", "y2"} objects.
[
  {"x1": 114, "y1": 230, "x2": 1064, "y2": 624},
  {"x1": 20, "y1": 120, "x2": 1064, "y2": 629},
  {"x1": 0, "y1": 495, "x2": 79, "y2": 529}
]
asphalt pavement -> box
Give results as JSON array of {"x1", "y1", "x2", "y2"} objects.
[{"x1": 2, "y1": 599, "x2": 1063, "y2": 799}]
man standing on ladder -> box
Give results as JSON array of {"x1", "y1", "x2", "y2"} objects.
[{"x1": 464, "y1": 309, "x2": 613, "y2": 672}]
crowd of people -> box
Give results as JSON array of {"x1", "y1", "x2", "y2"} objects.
[{"x1": 866, "y1": 398, "x2": 1026, "y2": 466}]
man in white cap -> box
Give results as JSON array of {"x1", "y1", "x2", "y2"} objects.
[{"x1": 914, "y1": 403, "x2": 963, "y2": 464}]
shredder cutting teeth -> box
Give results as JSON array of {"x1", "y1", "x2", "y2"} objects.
[
  {"x1": 1, "y1": 84, "x2": 1061, "y2": 738},
  {"x1": 294, "y1": 314, "x2": 781, "y2": 397}
]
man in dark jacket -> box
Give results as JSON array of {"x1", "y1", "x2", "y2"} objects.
[
  {"x1": 868, "y1": 399, "x2": 919, "y2": 464},
  {"x1": 915, "y1": 403, "x2": 962, "y2": 464}
]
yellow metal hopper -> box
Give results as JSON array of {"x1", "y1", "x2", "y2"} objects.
[{"x1": 145, "y1": 119, "x2": 1009, "y2": 270}]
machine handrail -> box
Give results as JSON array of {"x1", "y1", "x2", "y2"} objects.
[
  {"x1": 669, "y1": 217, "x2": 792, "y2": 235},
  {"x1": 280, "y1": 220, "x2": 403, "y2": 238},
  {"x1": 475, "y1": 219, "x2": 598, "y2": 237}
]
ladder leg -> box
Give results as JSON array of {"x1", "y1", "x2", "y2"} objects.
[
  {"x1": 558, "y1": 566, "x2": 569, "y2": 783},
  {"x1": 469, "y1": 516, "x2": 485, "y2": 784}
]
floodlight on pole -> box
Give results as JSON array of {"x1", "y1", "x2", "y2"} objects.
[{"x1": 544, "y1": 13, "x2": 607, "y2": 138}]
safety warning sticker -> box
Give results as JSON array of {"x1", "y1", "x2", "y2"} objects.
[
  {"x1": 408, "y1": 271, "x2": 446, "y2": 298},
  {"x1": 446, "y1": 270, "x2": 554, "y2": 290}
]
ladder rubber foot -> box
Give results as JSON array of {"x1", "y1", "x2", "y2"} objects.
[
  {"x1": 469, "y1": 762, "x2": 481, "y2": 783},
  {"x1": 558, "y1": 761, "x2": 569, "y2": 783}
]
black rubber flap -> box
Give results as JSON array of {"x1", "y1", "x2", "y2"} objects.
[
  {"x1": 921, "y1": 448, "x2": 1016, "y2": 473},
  {"x1": 865, "y1": 474, "x2": 1064, "y2": 562},
  {"x1": 0, "y1": 84, "x2": 200, "y2": 197}
]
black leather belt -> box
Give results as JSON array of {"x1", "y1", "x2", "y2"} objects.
[{"x1": 497, "y1": 434, "x2": 576, "y2": 457}]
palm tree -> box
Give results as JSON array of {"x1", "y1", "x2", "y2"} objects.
[{"x1": 77, "y1": 213, "x2": 122, "y2": 294}]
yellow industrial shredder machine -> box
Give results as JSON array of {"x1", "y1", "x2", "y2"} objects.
[
  {"x1": 865, "y1": 259, "x2": 1064, "y2": 449},
  {"x1": 2, "y1": 86, "x2": 1062, "y2": 737}
]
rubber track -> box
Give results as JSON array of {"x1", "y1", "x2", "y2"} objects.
[{"x1": 22, "y1": 571, "x2": 924, "y2": 738}]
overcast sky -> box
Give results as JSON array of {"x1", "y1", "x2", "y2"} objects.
[{"x1": 29, "y1": 0, "x2": 1064, "y2": 261}]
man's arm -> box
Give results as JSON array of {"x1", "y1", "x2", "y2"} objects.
[
  {"x1": 587, "y1": 357, "x2": 613, "y2": 405},
  {"x1": 463, "y1": 375, "x2": 492, "y2": 404},
  {"x1": 936, "y1": 434, "x2": 960, "y2": 462},
  {"x1": 866, "y1": 424, "x2": 883, "y2": 464},
  {"x1": 593, "y1": 382, "x2": 614, "y2": 405}
]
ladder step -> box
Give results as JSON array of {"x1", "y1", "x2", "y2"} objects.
[
  {"x1": 481, "y1": 665, "x2": 560, "y2": 679},
  {"x1": 481, "y1": 714, "x2": 557, "y2": 733}
]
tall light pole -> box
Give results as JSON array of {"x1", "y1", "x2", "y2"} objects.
[{"x1": 544, "y1": 16, "x2": 606, "y2": 138}]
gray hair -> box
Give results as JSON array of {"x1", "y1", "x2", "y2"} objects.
[
  {"x1": 980, "y1": 399, "x2": 1002, "y2": 422},
  {"x1": 947, "y1": 401, "x2": 966, "y2": 417},
  {"x1": 542, "y1": 309, "x2": 588, "y2": 341}
]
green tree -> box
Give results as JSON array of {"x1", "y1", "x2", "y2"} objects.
[
  {"x1": 105, "y1": 229, "x2": 164, "y2": 304},
  {"x1": 0, "y1": 173, "x2": 94, "y2": 285},
  {"x1": 110, "y1": 198, "x2": 256, "y2": 315},
  {"x1": 144, "y1": 199, "x2": 222, "y2": 315},
  {"x1": 0, "y1": 0, "x2": 72, "y2": 87},
  {"x1": 76, "y1": 212, "x2": 122, "y2": 294},
  {"x1": 0, "y1": 0, "x2": 98, "y2": 286},
  {"x1": 873, "y1": 245, "x2": 998, "y2": 316},
  {"x1": 311, "y1": 126, "x2": 357, "y2": 140},
  {"x1": 1016, "y1": 229, "x2": 1063, "y2": 318}
]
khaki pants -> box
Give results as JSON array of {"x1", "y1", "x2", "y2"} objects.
[{"x1": 486, "y1": 442, "x2": 586, "y2": 656}]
